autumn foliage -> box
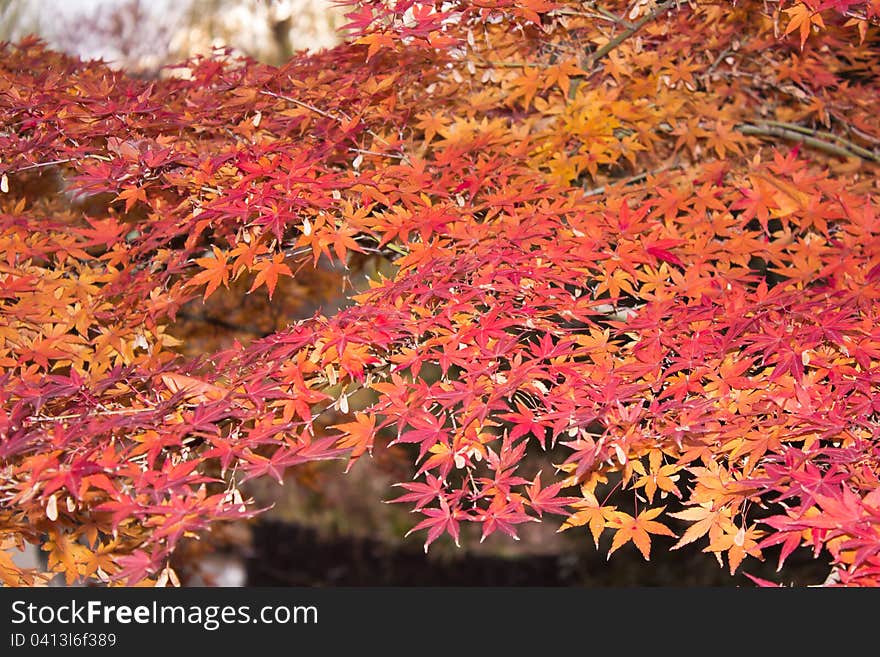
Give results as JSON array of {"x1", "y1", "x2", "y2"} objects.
[{"x1": 1, "y1": 0, "x2": 879, "y2": 587}]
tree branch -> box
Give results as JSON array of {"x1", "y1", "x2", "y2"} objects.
[
  {"x1": 568, "y1": 0, "x2": 681, "y2": 99},
  {"x1": 737, "y1": 122, "x2": 880, "y2": 163},
  {"x1": 589, "y1": 0, "x2": 679, "y2": 67}
]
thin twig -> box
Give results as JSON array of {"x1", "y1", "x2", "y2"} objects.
[
  {"x1": 13, "y1": 158, "x2": 74, "y2": 172},
  {"x1": 474, "y1": 60, "x2": 542, "y2": 69},
  {"x1": 706, "y1": 48, "x2": 732, "y2": 74},
  {"x1": 844, "y1": 122, "x2": 880, "y2": 146},
  {"x1": 259, "y1": 90, "x2": 409, "y2": 163},
  {"x1": 30, "y1": 407, "x2": 160, "y2": 423},
  {"x1": 582, "y1": 163, "x2": 679, "y2": 197},
  {"x1": 349, "y1": 147, "x2": 406, "y2": 159},
  {"x1": 713, "y1": 65, "x2": 880, "y2": 150},
  {"x1": 594, "y1": 6, "x2": 637, "y2": 30},
  {"x1": 9, "y1": 153, "x2": 113, "y2": 174},
  {"x1": 260, "y1": 90, "x2": 341, "y2": 122}
]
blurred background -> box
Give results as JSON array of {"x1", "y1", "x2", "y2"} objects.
[{"x1": 0, "y1": 0, "x2": 344, "y2": 74}]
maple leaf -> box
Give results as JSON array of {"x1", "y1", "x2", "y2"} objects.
[
  {"x1": 501, "y1": 401, "x2": 550, "y2": 447},
  {"x1": 228, "y1": 238, "x2": 270, "y2": 278},
  {"x1": 115, "y1": 185, "x2": 148, "y2": 212},
  {"x1": 559, "y1": 491, "x2": 615, "y2": 548},
  {"x1": 248, "y1": 252, "x2": 293, "y2": 299},
  {"x1": 506, "y1": 67, "x2": 542, "y2": 110},
  {"x1": 354, "y1": 32, "x2": 395, "y2": 61},
  {"x1": 388, "y1": 473, "x2": 446, "y2": 510},
  {"x1": 391, "y1": 412, "x2": 450, "y2": 461},
  {"x1": 114, "y1": 549, "x2": 163, "y2": 586},
  {"x1": 159, "y1": 372, "x2": 228, "y2": 403},
  {"x1": 330, "y1": 412, "x2": 377, "y2": 471},
  {"x1": 43, "y1": 529, "x2": 90, "y2": 585},
  {"x1": 80, "y1": 539, "x2": 120, "y2": 580},
  {"x1": 757, "y1": 526, "x2": 807, "y2": 572},
  {"x1": 743, "y1": 573, "x2": 783, "y2": 587},
  {"x1": 187, "y1": 246, "x2": 230, "y2": 300},
  {"x1": 526, "y1": 471, "x2": 580, "y2": 517},
  {"x1": 129, "y1": 429, "x2": 177, "y2": 469},
  {"x1": 606, "y1": 507, "x2": 676, "y2": 560},
  {"x1": 542, "y1": 58, "x2": 585, "y2": 94},
  {"x1": 75, "y1": 216, "x2": 126, "y2": 249},
  {"x1": 406, "y1": 495, "x2": 467, "y2": 552},
  {"x1": 477, "y1": 496, "x2": 536, "y2": 542},
  {"x1": 705, "y1": 521, "x2": 764, "y2": 575},
  {"x1": 414, "y1": 111, "x2": 450, "y2": 146},
  {"x1": 0, "y1": 546, "x2": 45, "y2": 587},
  {"x1": 644, "y1": 239, "x2": 685, "y2": 268},
  {"x1": 631, "y1": 450, "x2": 681, "y2": 503},
  {"x1": 668, "y1": 503, "x2": 727, "y2": 551},
  {"x1": 783, "y1": 3, "x2": 826, "y2": 49}
]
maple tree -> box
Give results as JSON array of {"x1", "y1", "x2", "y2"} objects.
[{"x1": 1, "y1": 0, "x2": 879, "y2": 587}]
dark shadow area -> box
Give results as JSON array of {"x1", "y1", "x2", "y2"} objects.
[{"x1": 246, "y1": 520, "x2": 832, "y2": 587}]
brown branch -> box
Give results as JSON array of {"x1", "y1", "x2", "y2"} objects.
[
  {"x1": 568, "y1": 0, "x2": 681, "y2": 99},
  {"x1": 759, "y1": 120, "x2": 880, "y2": 160},
  {"x1": 589, "y1": 0, "x2": 680, "y2": 67},
  {"x1": 737, "y1": 123, "x2": 880, "y2": 163}
]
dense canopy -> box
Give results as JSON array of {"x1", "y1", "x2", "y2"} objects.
[{"x1": 1, "y1": 0, "x2": 879, "y2": 586}]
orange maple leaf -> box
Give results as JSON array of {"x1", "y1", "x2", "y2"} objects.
[
  {"x1": 783, "y1": 3, "x2": 825, "y2": 49},
  {"x1": 559, "y1": 490, "x2": 615, "y2": 548},
  {"x1": 668, "y1": 503, "x2": 726, "y2": 550},
  {"x1": 632, "y1": 450, "x2": 681, "y2": 503},
  {"x1": 187, "y1": 246, "x2": 230, "y2": 300},
  {"x1": 331, "y1": 412, "x2": 377, "y2": 471},
  {"x1": 115, "y1": 185, "x2": 148, "y2": 212},
  {"x1": 248, "y1": 252, "x2": 293, "y2": 299},
  {"x1": 607, "y1": 507, "x2": 676, "y2": 560}
]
